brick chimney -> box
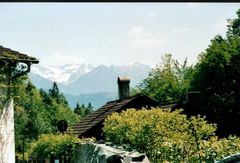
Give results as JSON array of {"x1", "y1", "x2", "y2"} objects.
[{"x1": 118, "y1": 77, "x2": 130, "y2": 100}]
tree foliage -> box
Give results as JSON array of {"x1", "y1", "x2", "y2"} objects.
[
  {"x1": 49, "y1": 81, "x2": 68, "y2": 105},
  {"x1": 27, "y1": 134, "x2": 79, "y2": 159},
  {"x1": 227, "y1": 9, "x2": 240, "y2": 37},
  {"x1": 133, "y1": 54, "x2": 193, "y2": 104},
  {"x1": 74, "y1": 102, "x2": 93, "y2": 119},
  {"x1": 103, "y1": 108, "x2": 240, "y2": 162},
  {"x1": 189, "y1": 9, "x2": 240, "y2": 113},
  {"x1": 13, "y1": 76, "x2": 79, "y2": 155}
]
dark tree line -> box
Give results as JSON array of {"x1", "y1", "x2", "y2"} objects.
[{"x1": 74, "y1": 102, "x2": 93, "y2": 119}]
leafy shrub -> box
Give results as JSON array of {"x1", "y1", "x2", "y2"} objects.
[
  {"x1": 103, "y1": 108, "x2": 240, "y2": 162},
  {"x1": 27, "y1": 134, "x2": 80, "y2": 160}
]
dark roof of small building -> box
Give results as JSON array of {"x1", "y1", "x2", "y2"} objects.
[
  {"x1": 0, "y1": 45, "x2": 39, "y2": 64},
  {"x1": 70, "y1": 93, "x2": 158, "y2": 136}
]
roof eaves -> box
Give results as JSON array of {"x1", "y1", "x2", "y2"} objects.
[
  {"x1": 71, "y1": 96, "x2": 139, "y2": 135},
  {"x1": 0, "y1": 46, "x2": 39, "y2": 64}
]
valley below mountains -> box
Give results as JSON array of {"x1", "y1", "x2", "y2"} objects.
[{"x1": 29, "y1": 62, "x2": 151, "y2": 109}]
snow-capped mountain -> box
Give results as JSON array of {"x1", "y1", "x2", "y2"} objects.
[
  {"x1": 29, "y1": 62, "x2": 151, "y2": 108},
  {"x1": 31, "y1": 63, "x2": 94, "y2": 84}
]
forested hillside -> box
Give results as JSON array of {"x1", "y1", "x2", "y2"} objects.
[{"x1": 13, "y1": 75, "x2": 80, "y2": 155}]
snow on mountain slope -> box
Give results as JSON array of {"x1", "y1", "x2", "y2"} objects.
[
  {"x1": 31, "y1": 63, "x2": 94, "y2": 84},
  {"x1": 30, "y1": 62, "x2": 151, "y2": 108},
  {"x1": 30, "y1": 62, "x2": 151, "y2": 95},
  {"x1": 63, "y1": 62, "x2": 151, "y2": 95}
]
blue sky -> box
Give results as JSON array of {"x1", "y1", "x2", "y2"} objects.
[{"x1": 0, "y1": 3, "x2": 240, "y2": 67}]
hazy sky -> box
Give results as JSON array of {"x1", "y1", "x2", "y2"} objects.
[{"x1": 1, "y1": 3, "x2": 240, "y2": 67}]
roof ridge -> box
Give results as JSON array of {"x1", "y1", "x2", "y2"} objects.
[
  {"x1": 73, "y1": 101, "x2": 118, "y2": 127},
  {"x1": 88, "y1": 102, "x2": 119, "y2": 123},
  {"x1": 73, "y1": 94, "x2": 148, "y2": 128}
]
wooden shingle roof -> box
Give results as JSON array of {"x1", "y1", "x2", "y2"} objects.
[
  {"x1": 0, "y1": 45, "x2": 39, "y2": 64},
  {"x1": 70, "y1": 94, "x2": 158, "y2": 138}
]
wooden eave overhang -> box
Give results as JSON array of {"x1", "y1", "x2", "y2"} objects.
[{"x1": 0, "y1": 45, "x2": 39, "y2": 64}]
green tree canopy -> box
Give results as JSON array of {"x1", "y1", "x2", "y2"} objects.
[
  {"x1": 189, "y1": 9, "x2": 240, "y2": 112},
  {"x1": 13, "y1": 76, "x2": 79, "y2": 155},
  {"x1": 49, "y1": 81, "x2": 60, "y2": 99},
  {"x1": 49, "y1": 82, "x2": 68, "y2": 106},
  {"x1": 133, "y1": 54, "x2": 193, "y2": 104},
  {"x1": 227, "y1": 9, "x2": 240, "y2": 37},
  {"x1": 74, "y1": 102, "x2": 93, "y2": 119}
]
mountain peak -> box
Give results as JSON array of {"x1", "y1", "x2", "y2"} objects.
[
  {"x1": 31, "y1": 62, "x2": 150, "y2": 85},
  {"x1": 30, "y1": 62, "x2": 151, "y2": 109},
  {"x1": 32, "y1": 63, "x2": 94, "y2": 84}
]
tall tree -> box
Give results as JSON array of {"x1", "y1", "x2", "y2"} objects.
[
  {"x1": 87, "y1": 102, "x2": 93, "y2": 111},
  {"x1": 49, "y1": 82, "x2": 60, "y2": 101},
  {"x1": 13, "y1": 76, "x2": 79, "y2": 154},
  {"x1": 74, "y1": 102, "x2": 81, "y2": 115},
  {"x1": 227, "y1": 9, "x2": 240, "y2": 37},
  {"x1": 133, "y1": 54, "x2": 193, "y2": 104},
  {"x1": 189, "y1": 9, "x2": 240, "y2": 113},
  {"x1": 190, "y1": 36, "x2": 240, "y2": 110},
  {"x1": 48, "y1": 82, "x2": 68, "y2": 106},
  {"x1": 74, "y1": 102, "x2": 93, "y2": 119}
]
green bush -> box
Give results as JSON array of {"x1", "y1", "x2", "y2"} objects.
[
  {"x1": 27, "y1": 134, "x2": 80, "y2": 160},
  {"x1": 103, "y1": 108, "x2": 240, "y2": 162}
]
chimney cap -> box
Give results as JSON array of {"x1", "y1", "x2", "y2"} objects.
[{"x1": 118, "y1": 77, "x2": 130, "y2": 83}]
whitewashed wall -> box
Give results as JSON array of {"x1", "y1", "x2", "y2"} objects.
[{"x1": 0, "y1": 99, "x2": 15, "y2": 163}]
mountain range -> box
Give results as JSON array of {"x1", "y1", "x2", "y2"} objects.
[{"x1": 29, "y1": 62, "x2": 151, "y2": 109}]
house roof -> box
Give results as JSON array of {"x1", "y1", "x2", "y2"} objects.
[
  {"x1": 0, "y1": 45, "x2": 39, "y2": 64},
  {"x1": 70, "y1": 94, "x2": 158, "y2": 136}
]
